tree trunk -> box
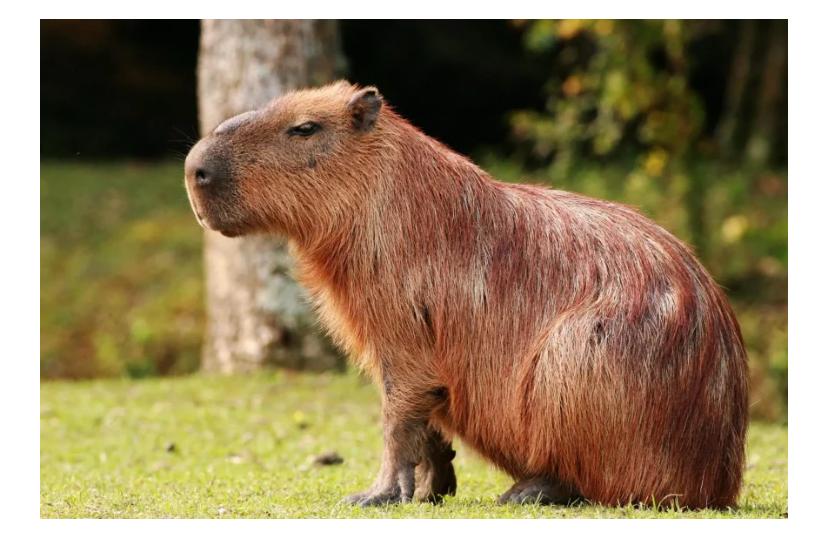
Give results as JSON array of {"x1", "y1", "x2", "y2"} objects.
[{"x1": 197, "y1": 19, "x2": 345, "y2": 373}]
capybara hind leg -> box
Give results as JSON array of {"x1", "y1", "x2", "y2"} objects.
[
  {"x1": 497, "y1": 477, "x2": 580, "y2": 505},
  {"x1": 414, "y1": 426, "x2": 457, "y2": 503}
]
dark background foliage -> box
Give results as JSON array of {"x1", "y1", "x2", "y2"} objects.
[{"x1": 41, "y1": 20, "x2": 786, "y2": 165}]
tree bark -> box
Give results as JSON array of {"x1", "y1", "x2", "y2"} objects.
[{"x1": 197, "y1": 20, "x2": 345, "y2": 373}]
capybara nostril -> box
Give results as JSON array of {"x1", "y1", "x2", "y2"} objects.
[
  {"x1": 184, "y1": 136, "x2": 231, "y2": 192},
  {"x1": 195, "y1": 167, "x2": 210, "y2": 187}
]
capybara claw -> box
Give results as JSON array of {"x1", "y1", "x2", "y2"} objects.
[
  {"x1": 498, "y1": 477, "x2": 579, "y2": 506},
  {"x1": 344, "y1": 489, "x2": 408, "y2": 507},
  {"x1": 342, "y1": 491, "x2": 370, "y2": 505}
]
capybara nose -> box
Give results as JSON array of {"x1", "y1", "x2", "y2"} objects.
[
  {"x1": 185, "y1": 140, "x2": 229, "y2": 190},
  {"x1": 185, "y1": 157, "x2": 219, "y2": 188},
  {"x1": 194, "y1": 166, "x2": 212, "y2": 187}
]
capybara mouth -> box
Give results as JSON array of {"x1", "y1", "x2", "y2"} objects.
[
  {"x1": 217, "y1": 226, "x2": 243, "y2": 238},
  {"x1": 197, "y1": 214, "x2": 245, "y2": 237},
  {"x1": 203, "y1": 214, "x2": 249, "y2": 238},
  {"x1": 185, "y1": 182, "x2": 243, "y2": 237},
  {"x1": 184, "y1": 182, "x2": 208, "y2": 228}
]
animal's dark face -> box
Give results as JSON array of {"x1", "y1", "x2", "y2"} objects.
[{"x1": 184, "y1": 82, "x2": 383, "y2": 238}]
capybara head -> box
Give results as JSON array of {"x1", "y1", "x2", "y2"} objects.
[{"x1": 184, "y1": 81, "x2": 384, "y2": 238}]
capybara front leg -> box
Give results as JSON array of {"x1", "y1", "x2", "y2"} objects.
[
  {"x1": 344, "y1": 379, "x2": 440, "y2": 507},
  {"x1": 344, "y1": 415, "x2": 424, "y2": 506},
  {"x1": 414, "y1": 426, "x2": 457, "y2": 503},
  {"x1": 343, "y1": 458, "x2": 416, "y2": 506},
  {"x1": 498, "y1": 477, "x2": 581, "y2": 505}
]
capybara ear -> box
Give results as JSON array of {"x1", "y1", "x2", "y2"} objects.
[{"x1": 348, "y1": 86, "x2": 383, "y2": 131}]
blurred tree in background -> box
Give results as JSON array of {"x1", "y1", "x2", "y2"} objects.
[
  {"x1": 197, "y1": 20, "x2": 344, "y2": 374},
  {"x1": 40, "y1": 19, "x2": 787, "y2": 420}
]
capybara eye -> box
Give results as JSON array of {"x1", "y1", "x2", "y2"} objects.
[{"x1": 287, "y1": 121, "x2": 321, "y2": 137}]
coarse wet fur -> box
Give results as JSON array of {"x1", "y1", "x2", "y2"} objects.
[{"x1": 184, "y1": 81, "x2": 749, "y2": 510}]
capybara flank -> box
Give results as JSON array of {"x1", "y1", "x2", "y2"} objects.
[{"x1": 184, "y1": 81, "x2": 749, "y2": 509}]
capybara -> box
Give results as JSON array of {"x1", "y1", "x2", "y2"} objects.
[{"x1": 184, "y1": 81, "x2": 749, "y2": 509}]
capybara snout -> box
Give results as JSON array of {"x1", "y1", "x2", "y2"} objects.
[{"x1": 184, "y1": 136, "x2": 241, "y2": 233}]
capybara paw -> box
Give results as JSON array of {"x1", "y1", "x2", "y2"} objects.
[
  {"x1": 414, "y1": 460, "x2": 457, "y2": 503},
  {"x1": 343, "y1": 487, "x2": 409, "y2": 507},
  {"x1": 342, "y1": 490, "x2": 371, "y2": 505},
  {"x1": 497, "y1": 477, "x2": 579, "y2": 505}
]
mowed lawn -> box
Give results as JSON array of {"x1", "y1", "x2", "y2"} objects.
[{"x1": 41, "y1": 371, "x2": 788, "y2": 518}]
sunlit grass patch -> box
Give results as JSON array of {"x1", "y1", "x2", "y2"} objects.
[{"x1": 41, "y1": 371, "x2": 787, "y2": 518}]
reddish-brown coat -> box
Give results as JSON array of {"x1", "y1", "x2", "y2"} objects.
[{"x1": 186, "y1": 82, "x2": 749, "y2": 509}]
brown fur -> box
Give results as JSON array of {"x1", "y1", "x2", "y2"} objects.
[{"x1": 184, "y1": 81, "x2": 749, "y2": 509}]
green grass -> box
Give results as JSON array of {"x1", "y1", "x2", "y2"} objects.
[{"x1": 41, "y1": 371, "x2": 788, "y2": 518}]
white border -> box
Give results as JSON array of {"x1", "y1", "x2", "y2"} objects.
[
  {"x1": 32, "y1": 1, "x2": 790, "y2": 20},
  {"x1": 9, "y1": 3, "x2": 822, "y2": 538}
]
